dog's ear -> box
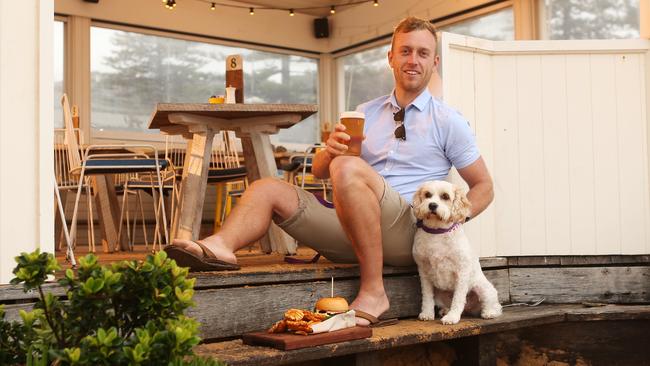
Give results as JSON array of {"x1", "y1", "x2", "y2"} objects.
[
  {"x1": 412, "y1": 187, "x2": 422, "y2": 207},
  {"x1": 451, "y1": 186, "x2": 471, "y2": 223}
]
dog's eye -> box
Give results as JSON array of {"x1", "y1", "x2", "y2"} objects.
[
  {"x1": 441, "y1": 193, "x2": 450, "y2": 200},
  {"x1": 424, "y1": 192, "x2": 432, "y2": 198}
]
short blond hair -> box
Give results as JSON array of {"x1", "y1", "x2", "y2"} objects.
[{"x1": 391, "y1": 16, "x2": 438, "y2": 51}]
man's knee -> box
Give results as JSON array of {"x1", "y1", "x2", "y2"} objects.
[
  {"x1": 247, "y1": 177, "x2": 292, "y2": 196},
  {"x1": 329, "y1": 156, "x2": 369, "y2": 184}
]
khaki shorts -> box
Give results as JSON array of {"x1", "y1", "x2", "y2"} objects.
[{"x1": 277, "y1": 178, "x2": 417, "y2": 266}]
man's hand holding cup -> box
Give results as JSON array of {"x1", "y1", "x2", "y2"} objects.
[{"x1": 325, "y1": 112, "x2": 365, "y2": 159}]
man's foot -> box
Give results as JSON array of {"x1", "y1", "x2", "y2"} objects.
[
  {"x1": 171, "y1": 238, "x2": 237, "y2": 265},
  {"x1": 350, "y1": 292, "x2": 390, "y2": 327}
]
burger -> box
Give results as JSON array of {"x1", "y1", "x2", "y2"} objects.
[{"x1": 314, "y1": 297, "x2": 349, "y2": 317}]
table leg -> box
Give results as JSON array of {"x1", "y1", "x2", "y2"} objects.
[
  {"x1": 173, "y1": 130, "x2": 215, "y2": 241},
  {"x1": 240, "y1": 132, "x2": 297, "y2": 255},
  {"x1": 93, "y1": 175, "x2": 128, "y2": 252}
]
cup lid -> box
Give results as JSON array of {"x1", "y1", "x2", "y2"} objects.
[{"x1": 340, "y1": 111, "x2": 365, "y2": 119}]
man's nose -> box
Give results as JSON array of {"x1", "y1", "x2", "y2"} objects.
[
  {"x1": 407, "y1": 53, "x2": 418, "y2": 64},
  {"x1": 428, "y1": 202, "x2": 438, "y2": 211}
]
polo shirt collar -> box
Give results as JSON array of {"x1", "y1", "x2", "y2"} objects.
[{"x1": 385, "y1": 88, "x2": 433, "y2": 112}]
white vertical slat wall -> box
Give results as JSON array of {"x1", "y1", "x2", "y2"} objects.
[{"x1": 439, "y1": 33, "x2": 650, "y2": 256}]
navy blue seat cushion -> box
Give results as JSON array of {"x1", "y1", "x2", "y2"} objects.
[
  {"x1": 279, "y1": 155, "x2": 312, "y2": 172},
  {"x1": 207, "y1": 166, "x2": 247, "y2": 183},
  {"x1": 85, "y1": 159, "x2": 169, "y2": 174}
]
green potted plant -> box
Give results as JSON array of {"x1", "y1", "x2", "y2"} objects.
[{"x1": 0, "y1": 249, "x2": 224, "y2": 366}]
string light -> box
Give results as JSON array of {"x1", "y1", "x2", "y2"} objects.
[
  {"x1": 189, "y1": 0, "x2": 381, "y2": 15},
  {"x1": 164, "y1": 0, "x2": 176, "y2": 9}
]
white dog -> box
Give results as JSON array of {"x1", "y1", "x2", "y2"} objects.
[{"x1": 412, "y1": 180, "x2": 502, "y2": 325}]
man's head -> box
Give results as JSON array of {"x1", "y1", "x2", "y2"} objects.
[{"x1": 388, "y1": 17, "x2": 439, "y2": 98}]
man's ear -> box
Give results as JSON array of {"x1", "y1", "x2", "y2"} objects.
[
  {"x1": 388, "y1": 49, "x2": 394, "y2": 69},
  {"x1": 451, "y1": 186, "x2": 471, "y2": 223}
]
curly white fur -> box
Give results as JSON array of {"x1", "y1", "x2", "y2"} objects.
[{"x1": 412, "y1": 180, "x2": 502, "y2": 325}]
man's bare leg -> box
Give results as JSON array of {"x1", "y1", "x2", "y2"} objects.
[
  {"x1": 172, "y1": 178, "x2": 299, "y2": 264},
  {"x1": 329, "y1": 156, "x2": 388, "y2": 326}
]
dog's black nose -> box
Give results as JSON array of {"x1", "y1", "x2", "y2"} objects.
[{"x1": 428, "y1": 202, "x2": 438, "y2": 212}]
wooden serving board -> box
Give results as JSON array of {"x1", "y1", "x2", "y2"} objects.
[{"x1": 242, "y1": 326, "x2": 372, "y2": 350}]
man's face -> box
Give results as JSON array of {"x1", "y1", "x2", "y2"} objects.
[{"x1": 388, "y1": 29, "x2": 439, "y2": 95}]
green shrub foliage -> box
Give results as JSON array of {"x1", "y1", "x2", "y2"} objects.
[{"x1": 0, "y1": 249, "x2": 225, "y2": 366}]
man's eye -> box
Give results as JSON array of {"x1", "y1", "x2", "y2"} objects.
[
  {"x1": 424, "y1": 192, "x2": 432, "y2": 198},
  {"x1": 441, "y1": 193, "x2": 450, "y2": 200}
]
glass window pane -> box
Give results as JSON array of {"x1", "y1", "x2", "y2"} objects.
[
  {"x1": 543, "y1": 0, "x2": 640, "y2": 39},
  {"x1": 54, "y1": 20, "x2": 64, "y2": 128},
  {"x1": 339, "y1": 44, "x2": 393, "y2": 111},
  {"x1": 440, "y1": 7, "x2": 514, "y2": 41},
  {"x1": 90, "y1": 27, "x2": 319, "y2": 144}
]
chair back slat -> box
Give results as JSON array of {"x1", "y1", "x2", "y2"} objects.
[{"x1": 61, "y1": 94, "x2": 82, "y2": 174}]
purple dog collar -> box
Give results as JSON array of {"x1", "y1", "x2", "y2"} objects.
[{"x1": 416, "y1": 220, "x2": 460, "y2": 234}]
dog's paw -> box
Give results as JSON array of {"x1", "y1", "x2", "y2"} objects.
[
  {"x1": 418, "y1": 311, "x2": 436, "y2": 321},
  {"x1": 481, "y1": 305, "x2": 503, "y2": 319},
  {"x1": 438, "y1": 308, "x2": 449, "y2": 317},
  {"x1": 440, "y1": 313, "x2": 461, "y2": 325}
]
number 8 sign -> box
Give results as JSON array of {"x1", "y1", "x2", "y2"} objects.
[{"x1": 226, "y1": 55, "x2": 243, "y2": 71}]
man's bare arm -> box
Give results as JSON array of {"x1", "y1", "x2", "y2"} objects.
[
  {"x1": 312, "y1": 123, "x2": 351, "y2": 179},
  {"x1": 456, "y1": 157, "x2": 494, "y2": 219}
]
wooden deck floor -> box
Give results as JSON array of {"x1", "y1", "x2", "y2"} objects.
[{"x1": 54, "y1": 245, "x2": 325, "y2": 270}]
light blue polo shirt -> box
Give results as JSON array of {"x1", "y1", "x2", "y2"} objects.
[{"x1": 357, "y1": 89, "x2": 480, "y2": 203}]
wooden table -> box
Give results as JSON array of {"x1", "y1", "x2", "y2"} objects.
[{"x1": 148, "y1": 103, "x2": 318, "y2": 254}]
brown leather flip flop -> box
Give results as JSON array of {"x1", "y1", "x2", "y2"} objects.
[
  {"x1": 164, "y1": 241, "x2": 240, "y2": 272},
  {"x1": 354, "y1": 310, "x2": 399, "y2": 328}
]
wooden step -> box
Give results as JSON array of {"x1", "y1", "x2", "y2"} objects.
[{"x1": 194, "y1": 304, "x2": 650, "y2": 366}]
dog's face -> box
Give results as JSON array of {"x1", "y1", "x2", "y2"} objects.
[{"x1": 412, "y1": 180, "x2": 471, "y2": 228}]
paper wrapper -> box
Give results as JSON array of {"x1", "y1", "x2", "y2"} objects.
[{"x1": 311, "y1": 310, "x2": 356, "y2": 334}]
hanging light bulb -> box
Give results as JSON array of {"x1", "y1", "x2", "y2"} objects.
[
  {"x1": 289, "y1": 8, "x2": 295, "y2": 16},
  {"x1": 373, "y1": 0, "x2": 379, "y2": 6},
  {"x1": 330, "y1": 5, "x2": 336, "y2": 14},
  {"x1": 210, "y1": 2, "x2": 215, "y2": 10},
  {"x1": 249, "y1": 7, "x2": 255, "y2": 15}
]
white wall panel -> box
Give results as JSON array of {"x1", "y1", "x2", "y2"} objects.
[
  {"x1": 615, "y1": 54, "x2": 648, "y2": 254},
  {"x1": 473, "y1": 52, "x2": 497, "y2": 257},
  {"x1": 516, "y1": 55, "x2": 547, "y2": 255},
  {"x1": 590, "y1": 55, "x2": 621, "y2": 254},
  {"x1": 565, "y1": 55, "x2": 597, "y2": 255},
  {"x1": 0, "y1": 0, "x2": 54, "y2": 283},
  {"x1": 492, "y1": 55, "x2": 521, "y2": 255},
  {"x1": 441, "y1": 33, "x2": 650, "y2": 256},
  {"x1": 541, "y1": 55, "x2": 571, "y2": 255}
]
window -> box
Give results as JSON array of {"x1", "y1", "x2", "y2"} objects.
[
  {"x1": 339, "y1": 44, "x2": 393, "y2": 112},
  {"x1": 440, "y1": 7, "x2": 514, "y2": 41},
  {"x1": 54, "y1": 20, "x2": 64, "y2": 128},
  {"x1": 541, "y1": 0, "x2": 639, "y2": 39},
  {"x1": 90, "y1": 26, "x2": 319, "y2": 144}
]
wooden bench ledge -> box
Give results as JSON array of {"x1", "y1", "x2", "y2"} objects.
[{"x1": 195, "y1": 304, "x2": 650, "y2": 366}]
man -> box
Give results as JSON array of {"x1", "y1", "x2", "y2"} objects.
[{"x1": 167, "y1": 16, "x2": 493, "y2": 326}]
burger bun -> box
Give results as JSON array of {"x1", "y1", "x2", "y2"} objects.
[{"x1": 315, "y1": 297, "x2": 349, "y2": 315}]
